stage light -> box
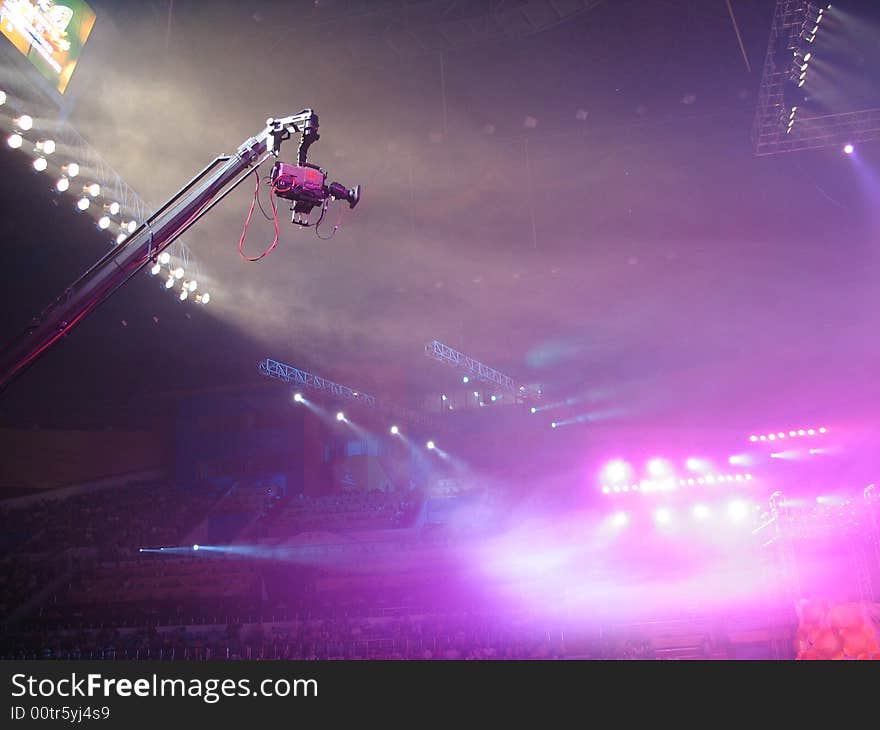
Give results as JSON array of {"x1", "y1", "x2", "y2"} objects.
[
  {"x1": 426, "y1": 440, "x2": 435, "y2": 450},
  {"x1": 174, "y1": 267, "x2": 184, "y2": 279},
  {"x1": 693, "y1": 504, "x2": 711, "y2": 520},
  {"x1": 36, "y1": 139, "x2": 55, "y2": 155},
  {"x1": 819, "y1": 427, "x2": 827, "y2": 433},
  {"x1": 611, "y1": 512, "x2": 628, "y2": 527},
  {"x1": 86, "y1": 183, "x2": 100, "y2": 197},
  {"x1": 602, "y1": 486, "x2": 610, "y2": 494},
  {"x1": 749, "y1": 435, "x2": 757, "y2": 442},
  {"x1": 98, "y1": 216, "x2": 111, "y2": 229},
  {"x1": 76, "y1": 197, "x2": 90, "y2": 211},
  {"x1": 390, "y1": 425, "x2": 399, "y2": 435},
  {"x1": 65, "y1": 163, "x2": 79, "y2": 178},
  {"x1": 441, "y1": 394, "x2": 447, "y2": 401},
  {"x1": 768, "y1": 433, "x2": 776, "y2": 441},
  {"x1": 655, "y1": 508, "x2": 672, "y2": 524},
  {"x1": 530, "y1": 407, "x2": 537, "y2": 414},
  {"x1": 687, "y1": 478, "x2": 695, "y2": 486},
  {"x1": 490, "y1": 395, "x2": 497, "y2": 402},
  {"x1": 127, "y1": 220, "x2": 137, "y2": 233},
  {"x1": 158, "y1": 251, "x2": 171, "y2": 265},
  {"x1": 179, "y1": 289, "x2": 189, "y2": 301},
  {"x1": 108, "y1": 201, "x2": 120, "y2": 215},
  {"x1": 7, "y1": 133, "x2": 23, "y2": 149},
  {"x1": 797, "y1": 429, "x2": 806, "y2": 436},
  {"x1": 745, "y1": 474, "x2": 752, "y2": 480},
  {"x1": 336, "y1": 411, "x2": 346, "y2": 422},
  {"x1": 15, "y1": 115, "x2": 33, "y2": 131},
  {"x1": 647, "y1": 458, "x2": 671, "y2": 477},
  {"x1": 809, "y1": 448, "x2": 822, "y2": 455},
  {"x1": 759, "y1": 435, "x2": 766, "y2": 441},
  {"x1": 0, "y1": 90, "x2": 5, "y2": 105},
  {"x1": 843, "y1": 144, "x2": 854, "y2": 155},
  {"x1": 201, "y1": 292, "x2": 210, "y2": 304},
  {"x1": 728, "y1": 500, "x2": 749, "y2": 521},
  {"x1": 192, "y1": 544, "x2": 199, "y2": 551},
  {"x1": 165, "y1": 277, "x2": 175, "y2": 289},
  {"x1": 686, "y1": 458, "x2": 701, "y2": 470},
  {"x1": 187, "y1": 280, "x2": 198, "y2": 292},
  {"x1": 55, "y1": 177, "x2": 69, "y2": 192},
  {"x1": 293, "y1": 392, "x2": 304, "y2": 403},
  {"x1": 32, "y1": 157, "x2": 47, "y2": 172},
  {"x1": 603, "y1": 460, "x2": 631, "y2": 484},
  {"x1": 116, "y1": 233, "x2": 126, "y2": 244},
  {"x1": 551, "y1": 422, "x2": 557, "y2": 429},
  {"x1": 462, "y1": 376, "x2": 469, "y2": 383},
  {"x1": 150, "y1": 262, "x2": 161, "y2": 275},
  {"x1": 473, "y1": 391, "x2": 479, "y2": 398}
]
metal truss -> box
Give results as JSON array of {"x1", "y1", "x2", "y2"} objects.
[
  {"x1": 752, "y1": 0, "x2": 880, "y2": 155},
  {"x1": 424, "y1": 340, "x2": 516, "y2": 392},
  {"x1": 1, "y1": 93, "x2": 204, "y2": 280},
  {"x1": 258, "y1": 358, "x2": 377, "y2": 406}
]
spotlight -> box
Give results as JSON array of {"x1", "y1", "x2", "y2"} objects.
[
  {"x1": 127, "y1": 220, "x2": 137, "y2": 233},
  {"x1": 15, "y1": 115, "x2": 33, "y2": 131},
  {"x1": 158, "y1": 251, "x2": 171, "y2": 265},
  {"x1": 603, "y1": 460, "x2": 631, "y2": 483},
  {"x1": 36, "y1": 139, "x2": 55, "y2": 155},
  {"x1": 530, "y1": 407, "x2": 537, "y2": 414},
  {"x1": 611, "y1": 512, "x2": 628, "y2": 527},
  {"x1": 76, "y1": 197, "x2": 90, "y2": 211},
  {"x1": 655, "y1": 508, "x2": 672, "y2": 525},
  {"x1": 86, "y1": 183, "x2": 100, "y2": 197},
  {"x1": 462, "y1": 376, "x2": 470, "y2": 383},
  {"x1": 727, "y1": 500, "x2": 749, "y2": 522},
  {"x1": 165, "y1": 277, "x2": 175, "y2": 289},
  {"x1": 602, "y1": 486, "x2": 610, "y2": 494},
  {"x1": 441, "y1": 394, "x2": 447, "y2": 401},
  {"x1": 551, "y1": 422, "x2": 557, "y2": 429},
  {"x1": 390, "y1": 425, "x2": 399, "y2": 435},
  {"x1": 201, "y1": 292, "x2": 210, "y2": 304},
  {"x1": 807, "y1": 428, "x2": 815, "y2": 435},
  {"x1": 843, "y1": 144, "x2": 854, "y2": 154},
  {"x1": 98, "y1": 216, "x2": 111, "y2": 229},
  {"x1": 174, "y1": 267, "x2": 184, "y2": 279},
  {"x1": 150, "y1": 262, "x2": 161, "y2": 275},
  {"x1": 179, "y1": 289, "x2": 188, "y2": 301},
  {"x1": 32, "y1": 157, "x2": 47, "y2": 172},
  {"x1": 336, "y1": 411, "x2": 345, "y2": 422},
  {"x1": 293, "y1": 392, "x2": 304, "y2": 403},
  {"x1": 192, "y1": 544, "x2": 200, "y2": 551},
  {"x1": 65, "y1": 163, "x2": 79, "y2": 178},
  {"x1": 797, "y1": 429, "x2": 806, "y2": 436},
  {"x1": 116, "y1": 233, "x2": 127, "y2": 244},
  {"x1": 55, "y1": 177, "x2": 69, "y2": 192},
  {"x1": 819, "y1": 427, "x2": 827, "y2": 433},
  {"x1": 7, "y1": 133, "x2": 23, "y2": 149},
  {"x1": 473, "y1": 391, "x2": 479, "y2": 398},
  {"x1": 426, "y1": 440, "x2": 435, "y2": 450},
  {"x1": 490, "y1": 395, "x2": 497, "y2": 402},
  {"x1": 647, "y1": 458, "x2": 671, "y2": 477},
  {"x1": 0, "y1": 90, "x2": 5, "y2": 105},
  {"x1": 749, "y1": 435, "x2": 757, "y2": 442},
  {"x1": 107, "y1": 201, "x2": 120, "y2": 215},
  {"x1": 693, "y1": 504, "x2": 711, "y2": 520},
  {"x1": 187, "y1": 280, "x2": 198, "y2": 292}
]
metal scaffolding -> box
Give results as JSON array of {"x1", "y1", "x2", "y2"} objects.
[
  {"x1": 751, "y1": 0, "x2": 880, "y2": 155},
  {"x1": 258, "y1": 358, "x2": 376, "y2": 407},
  {"x1": 424, "y1": 340, "x2": 516, "y2": 392}
]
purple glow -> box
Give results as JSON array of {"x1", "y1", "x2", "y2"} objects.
[
  {"x1": 647, "y1": 458, "x2": 671, "y2": 477},
  {"x1": 602, "y1": 459, "x2": 631, "y2": 484},
  {"x1": 654, "y1": 507, "x2": 672, "y2": 524},
  {"x1": 611, "y1": 512, "x2": 628, "y2": 527}
]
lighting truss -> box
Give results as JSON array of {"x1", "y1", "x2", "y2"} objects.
[
  {"x1": 0, "y1": 97, "x2": 203, "y2": 280},
  {"x1": 424, "y1": 339, "x2": 516, "y2": 392},
  {"x1": 752, "y1": 0, "x2": 880, "y2": 155},
  {"x1": 258, "y1": 358, "x2": 376, "y2": 406}
]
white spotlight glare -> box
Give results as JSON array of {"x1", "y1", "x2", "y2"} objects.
[
  {"x1": 844, "y1": 144, "x2": 854, "y2": 155},
  {"x1": 188, "y1": 280, "x2": 198, "y2": 292},
  {"x1": 158, "y1": 251, "x2": 171, "y2": 265},
  {"x1": 655, "y1": 507, "x2": 672, "y2": 525},
  {"x1": 293, "y1": 392, "x2": 304, "y2": 403},
  {"x1": 192, "y1": 544, "x2": 199, "y2": 551},
  {"x1": 462, "y1": 376, "x2": 470, "y2": 383},
  {"x1": 728, "y1": 500, "x2": 749, "y2": 522},
  {"x1": 611, "y1": 512, "x2": 628, "y2": 528},
  {"x1": 390, "y1": 425, "x2": 399, "y2": 435},
  {"x1": 66, "y1": 163, "x2": 79, "y2": 178},
  {"x1": 150, "y1": 262, "x2": 161, "y2": 276},
  {"x1": 38, "y1": 139, "x2": 55, "y2": 155},
  {"x1": 76, "y1": 197, "x2": 90, "y2": 211},
  {"x1": 693, "y1": 504, "x2": 711, "y2": 520},
  {"x1": 179, "y1": 289, "x2": 188, "y2": 301},
  {"x1": 174, "y1": 267, "x2": 184, "y2": 279},
  {"x1": 201, "y1": 292, "x2": 210, "y2": 304},
  {"x1": 551, "y1": 422, "x2": 557, "y2": 429},
  {"x1": 86, "y1": 183, "x2": 100, "y2": 197},
  {"x1": 15, "y1": 114, "x2": 33, "y2": 131},
  {"x1": 336, "y1": 411, "x2": 346, "y2": 422},
  {"x1": 530, "y1": 406, "x2": 537, "y2": 414},
  {"x1": 127, "y1": 220, "x2": 137, "y2": 233},
  {"x1": 426, "y1": 440, "x2": 435, "y2": 450},
  {"x1": 7, "y1": 133, "x2": 22, "y2": 149},
  {"x1": 164, "y1": 277, "x2": 175, "y2": 289},
  {"x1": 108, "y1": 201, "x2": 120, "y2": 215},
  {"x1": 55, "y1": 176, "x2": 69, "y2": 192},
  {"x1": 116, "y1": 233, "x2": 127, "y2": 244},
  {"x1": 0, "y1": 90, "x2": 5, "y2": 105},
  {"x1": 98, "y1": 215, "x2": 111, "y2": 229},
  {"x1": 32, "y1": 156, "x2": 47, "y2": 172}
]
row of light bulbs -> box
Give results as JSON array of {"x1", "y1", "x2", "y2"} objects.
[{"x1": 4, "y1": 101, "x2": 212, "y2": 306}]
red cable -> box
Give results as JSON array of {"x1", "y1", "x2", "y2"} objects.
[{"x1": 238, "y1": 172, "x2": 280, "y2": 262}]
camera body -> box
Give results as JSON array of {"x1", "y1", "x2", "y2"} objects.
[{"x1": 270, "y1": 161, "x2": 360, "y2": 225}]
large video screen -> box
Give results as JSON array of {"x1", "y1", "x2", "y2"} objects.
[{"x1": 1, "y1": 0, "x2": 96, "y2": 94}]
